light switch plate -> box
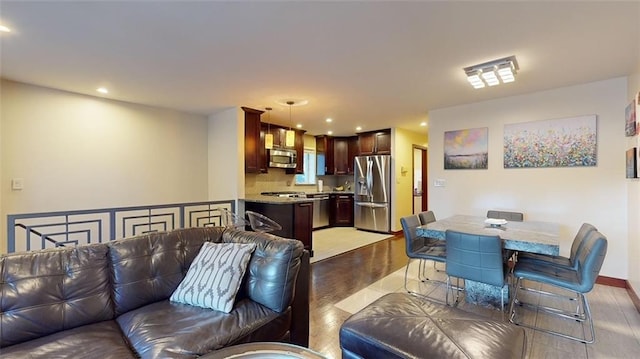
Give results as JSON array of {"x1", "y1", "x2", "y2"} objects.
[
  {"x1": 12, "y1": 178, "x2": 24, "y2": 190},
  {"x1": 434, "y1": 179, "x2": 446, "y2": 187}
]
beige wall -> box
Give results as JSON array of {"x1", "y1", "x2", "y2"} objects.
[
  {"x1": 429, "y1": 77, "x2": 628, "y2": 279},
  {"x1": 208, "y1": 108, "x2": 245, "y2": 201},
  {"x1": 0, "y1": 80, "x2": 210, "y2": 253},
  {"x1": 627, "y1": 71, "x2": 640, "y2": 297},
  {"x1": 392, "y1": 128, "x2": 428, "y2": 232}
]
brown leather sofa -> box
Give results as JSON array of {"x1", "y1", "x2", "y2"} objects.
[{"x1": 0, "y1": 227, "x2": 310, "y2": 358}]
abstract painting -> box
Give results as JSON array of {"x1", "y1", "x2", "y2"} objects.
[
  {"x1": 504, "y1": 115, "x2": 597, "y2": 168},
  {"x1": 444, "y1": 127, "x2": 488, "y2": 169},
  {"x1": 626, "y1": 99, "x2": 637, "y2": 137},
  {"x1": 626, "y1": 147, "x2": 637, "y2": 179}
]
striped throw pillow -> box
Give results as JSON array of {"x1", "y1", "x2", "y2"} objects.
[{"x1": 170, "y1": 242, "x2": 256, "y2": 313}]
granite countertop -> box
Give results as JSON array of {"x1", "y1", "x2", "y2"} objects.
[
  {"x1": 242, "y1": 192, "x2": 354, "y2": 204},
  {"x1": 241, "y1": 195, "x2": 314, "y2": 204},
  {"x1": 306, "y1": 191, "x2": 354, "y2": 196}
]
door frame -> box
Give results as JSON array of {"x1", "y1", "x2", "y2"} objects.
[{"x1": 412, "y1": 145, "x2": 428, "y2": 212}]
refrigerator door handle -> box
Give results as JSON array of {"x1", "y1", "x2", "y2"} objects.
[{"x1": 366, "y1": 158, "x2": 373, "y2": 199}]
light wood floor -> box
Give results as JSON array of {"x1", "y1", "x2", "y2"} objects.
[{"x1": 308, "y1": 233, "x2": 640, "y2": 359}]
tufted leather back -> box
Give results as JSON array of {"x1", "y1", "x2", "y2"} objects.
[
  {"x1": 1, "y1": 243, "x2": 114, "y2": 347},
  {"x1": 109, "y1": 227, "x2": 225, "y2": 315},
  {"x1": 223, "y1": 229, "x2": 304, "y2": 313}
]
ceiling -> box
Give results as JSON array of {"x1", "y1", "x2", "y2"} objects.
[{"x1": 1, "y1": 1, "x2": 638, "y2": 137}]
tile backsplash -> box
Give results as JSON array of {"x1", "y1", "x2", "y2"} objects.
[{"x1": 245, "y1": 169, "x2": 353, "y2": 194}]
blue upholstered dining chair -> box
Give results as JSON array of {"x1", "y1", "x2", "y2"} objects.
[
  {"x1": 418, "y1": 210, "x2": 436, "y2": 226},
  {"x1": 517, "y1": 222, "x2": 597, "y2": 270},
  {"x1": 509, "y1": 230, "x2": 608, "y2": 343},
  {"x1": 444, "y1": 230, "x2": 508, "y2": 311},
  {"x1": 487, "y1": 210, "x2": 524, "y2": 222},
  {"x1": 400, "y1": 215, "x2": 446, "y2": 296}
]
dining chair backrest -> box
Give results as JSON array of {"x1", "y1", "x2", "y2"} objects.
[
  {"x1": 445, "y1": 230, "x2": 504, "y2": 287},
  {"x1": 487, "y1": 210, "x2": 524, "y2": 222},
  {"x1": 569, "y1": 223, "x2": 598, "y2": 266},
  {"x1": 400, "y1": 215, "x2": 423, "y2": 256},
  {"x1": 418, "y1": 211, "x2": 436, "y2": 225},
  {"x1": 574, "y1": 230, "x2": 608, "y2": 293}
]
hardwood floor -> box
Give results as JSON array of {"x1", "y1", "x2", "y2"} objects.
[
  {"x1": 306, "y1": 233, "x2": 640, "y2": 359},
  {"x1": 308, "y1": 234, "x2": 407, "y2": 358}
]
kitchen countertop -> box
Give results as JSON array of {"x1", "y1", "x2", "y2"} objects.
[
  {"x1": 241, "y1": 195, "x2": 314, "y2": 204},
  {"x1": 241, "y1": 192, "x2": 353, "y2": 204}
]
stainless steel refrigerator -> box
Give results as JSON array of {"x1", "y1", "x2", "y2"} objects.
[{"x1": 354, "y1": 155, "x2": 391, "y2": 233}]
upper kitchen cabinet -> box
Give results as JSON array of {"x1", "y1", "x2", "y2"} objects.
[
  {"x1": 316, "y1": 135, "x2": 335, "y2": 175},
  {"x1": 358, "y1": 129, "x2": 391, "y2": 155},
  {"x1": 243, "y1": 107, "x2": 264, "y2": 173},
  {"x1": 317, "y1": 135, "x2": 359, "y2": 175}
]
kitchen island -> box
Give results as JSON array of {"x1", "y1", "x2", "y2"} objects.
[{"x1": 241, "y1": 195, "x2": 315, "y2": 256}]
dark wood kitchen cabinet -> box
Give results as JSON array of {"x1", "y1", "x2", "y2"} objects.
[
  {"x1": 243, "y1": 107, "x2": 264, "y2": 173},
  {"x1": 358, "y1": 129, "x2": 391, "y2": 155},
  {"x1": 347, "y1": 136, "x2": 359, "y2": 174},
  {"x1": 243, "y1": 200, "x2": 314, "y2": 256},
  {"x1": 330, "y1": 194, "x2": 354, "y2": 227},
  {"x1": 334, "y1": 137, "x2": 349, "y2": 175},
  {"x1": 316, "y1": 135, "x2": 335, "y2": 175}
]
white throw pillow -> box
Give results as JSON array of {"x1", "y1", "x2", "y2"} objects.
[{"x1": 170, "y1": 242, "x2": 256, "y2": 313}]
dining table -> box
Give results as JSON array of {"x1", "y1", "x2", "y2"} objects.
[{"x1": 416, "y1": 214, "x2": 560, "y2": 309}]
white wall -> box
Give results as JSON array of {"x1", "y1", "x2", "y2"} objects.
[
  {"x1": 428, "y1": 77, "x2": 628, "y2": 279},
  {"x1": 0, "y1": 80, "x2": 210, "y2": 253},
  {"x1": 627, "y1": 71, "x2": 640, "y2": 296},
  {"x1": 208, "y1": 107, "x2": 245, "y2": 202}
]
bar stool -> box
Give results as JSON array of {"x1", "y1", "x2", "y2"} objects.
[{"x1": 245, "y1": 211, "x2": 282, "y2": 233}]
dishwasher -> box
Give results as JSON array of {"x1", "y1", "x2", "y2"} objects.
[{"x1": 308, "y1": 194, "x2": 330, "y2": 229}]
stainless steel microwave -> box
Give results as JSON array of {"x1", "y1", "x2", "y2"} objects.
[{"x1": 269, "y1": 149, "x2": 297, "y2": 169}]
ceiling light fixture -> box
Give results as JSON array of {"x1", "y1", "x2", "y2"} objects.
[
  {"x1": 96, "y1": 87, "x2": 108, "y2": 94},
  {"x1": 356, "y1": 126, "x2": 362, "y2": 131},
  {"x1": 464, "y1": 55, "x2": 518, "y2": 89},
  {"x1": 326, "y1": 118, "x2": 332, "y2": 123},
  {"x1": 0, "y1": 25, "x2": 11, "y2": 33},
  {"x1": 285, "y1": 101, "x2": 295, "y2": 147},
  {"x1": 264, "y1": 107, "x2": 273, "y2": 150}
]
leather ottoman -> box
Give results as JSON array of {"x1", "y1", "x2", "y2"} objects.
[{"x1": 339, "y1": 293, "x2": 526, "y2": 359}]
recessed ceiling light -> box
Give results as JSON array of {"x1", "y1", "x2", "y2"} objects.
[
  {"x1": 327, "y1": 131, "x2": 333, "y2": 135},
  {"x1": 356, "y1": 126, "x2": 362, "y2": 131},
  {"x1": 420, "y1": 122, "x2": 427, "y2": 127},
  {"x1": 96, "y1": 87, "x2": 109, "y2": 94},
  {"x1": 296, "y1": 124, "x2": 302, "y2": 128},
  {"x1": 0, "y1": 25, "x2": 11, "y2": 33},
  {"x1": 326, "y1": 118, "x2": 332, "y2": 123}
]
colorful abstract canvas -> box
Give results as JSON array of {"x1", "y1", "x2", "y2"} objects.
[
  {"x1": 444, "y1": 127, "x2": 488, "y2": 169},
  {"x1": 625, "y1": 99, "x2": 636, "y2": 137},
  {"x1": 504, "y1": 115, "x2": 597, "y2": 168},
  {"x1": 626, "y1": 147, "x2": 637, "y2": 179}
]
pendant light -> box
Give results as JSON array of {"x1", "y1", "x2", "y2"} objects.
[
  {"x1": 264, "y1": 107, "x2": 273, "y2": 150},
  {"x1": 285, "y1": 101, "x2": 295, "y2": 147}
]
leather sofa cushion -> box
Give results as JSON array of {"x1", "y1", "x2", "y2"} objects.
[
  {"x1": 109, "y1": 227, "x2": 225, "y2": 315},
  {"x1": 116, "y1": 298, "x2": 291, "y2": 359},
  {"x1": 340, "y1": 293, "x2": 526, "y2": 359},
  {"x1": 223, "y1": 229, "x2": 304, "y2": 312},
  {"x1": 0, "y1": 243, "x2": 113, "y2": 347},
  {"x1": 0, "y1": 320, "x2": 136, "y2": 359}
]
